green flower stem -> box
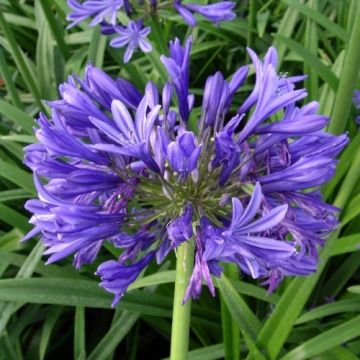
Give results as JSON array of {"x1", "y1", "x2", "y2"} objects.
[
  {"x1": 327, "y1": 2, "x2": 360, "y2": 135},
  {"x1": 170, "y1": 241, "x2": 195, "y2": 360}
]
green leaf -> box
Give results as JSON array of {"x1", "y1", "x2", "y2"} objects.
[
  {"x1": 348, "y1": 285, "x2": 360, "y2": 294},
  {"x1": 280, "y1": 315, "x2": 360, "y2": 360},
  {"x1": 220, "y1": 264, "x2": 240, "y2": 360},
  {"x1": 295, "y1": 299, "x2": 360, "y2": 324},
  {"x1": 38, "y1": 0, "x2": 69, "y2": 59},
  {"x1": 256, "y1": 10, "x2": 270, "y2": 38},
  {"x1": 327, "y1": 3, "x2": 360, "y2": 134},
  {"x1": 0, "y1": 228, "x2": 24, "y2": 251},
  {"x1": 319, "y1": 50, "x2": 345, "y2": 116},
  {"x1": 274, "y1": 34, "x2": 339, "y2": 91},
  {"x1": 161, "y1": 343, "x2": 224, "y2": 360},
  {"x1": 87, "y1": 26, "x2": 107, "y2": 68},
  {"x1": 74, "y1": 306, "x2": 86, "y2": 360},
  {"x1": 87, "y1": 311, "x2": 139, "y2": 360},
  {"x1": 331, "y1": 234, "x2": 360, "y2": 256},
  {"x1": 0, "y1": 332, "x2": 18, "y2": 360},
  {"x1": 0, "y1": 135, "x2": 36, "y2": 143},
  {"x1": 304, "y1": 0, "x2": 319, "y2": 99},
  {"x1": 342, "y1": 193, "x2": 360, "y2": 225},
  {"x1": 0, "y1": 47, "x2": 23, "y2": 109},
  {"x1": 39, "y1": 306, "x2": 63, "y2": 360},
  {"x1": 0, "y1": 242, "x2": 44, "y2": 335},
  {"x1": 36, "y1": 18, "x2": 58, "y2": 100},
  {"x1": 0, "y1": 99, "x2": 34, "y2": 134},
  {"x1": 323, "y1": 132, "x2": 360, "y2": 201},
  {"x1": 283, "y1": 0, "x2": 348, "y2": 42},
  {"x1": 217, "y1": 274, "x2": 261, "y2": 340},
  {"x1": 0, "y1": 159, "x2": 35, "y2": 194},
  {"x1": 145, "y1": 48, "x2": 169, "y2": 83},
  {"x1": 0, "y1": 12, "x2": 44, "y2": 111},
  {"x1": 272, "y1": 0, "x2": 305, "y2": 65},
  {"x1": 0, "y1": 203, "x2": 31, "y2": 232},
  {"x1": 128, "y1": 270, "x2": 175, "y2": 291}
]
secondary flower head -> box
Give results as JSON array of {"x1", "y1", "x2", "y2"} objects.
[
  {"x1": 353, "y1": 90, "x2": 360, "y2": 126},
  {"x1": 67, "y1": 0, "x2": 125, "y2": 28},
  {"x1": 66, "y1": 1, "x2": 236, "y2": 63},
  {"x1": 174, "y1": 1, "x2": 236, "y2": 27},
  {"x1": 353, "y1": 90, "x2": 360, "y2": 109},
  {"x1": 24, "y1": 39, "x2": 347, "y2": 306},
  {"x1": 110, "y1": 20, "x2": 152, "y2": 63}
]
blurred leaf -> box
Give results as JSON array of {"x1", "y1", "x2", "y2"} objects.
[
  {"x1": 39, "y1": 306, "x2": 63, "y2": 360},
  {"x1": 280, "y1": 315, "x2": 360, "y2": 360},
  {"x1": 256, "y1": 11, "x2": 270, "y2": 38},
  {"x1": 283, "y1": 0, "x2": 348, "y2": 41},
  {"x1": 0, "y1": 203, "x2": 31, "y2": 232},
  {"x1": 87, "y1": 311, "x2": 139, "y2": 360},
  {"x1": 0, "y1": 228, "x2": 23, "y2": 251},
  {"x1": 348, "y1": 285, "x2": 360, "y2": 294},
  {"x1": 0, "y1": 159, "x2": 35, "y2": 194},
  {"x1": 0, "y1": 242, "x2": 44, "y2": 335},
  {"x1": 295, "y1": 299, "x2": 360, "y2": 324},
  {"x1": 38, "y1": 0, "x2": 69, "y2": 59},
  {"x1": 331, "y1": 234, "x2": 360, "y2": 256},
  {"x1": 274, "y1": 34, "x2": 339, "y2": 90},
  {"x1": 0, "y1": 99, "x2": 34, "y2": 134}
]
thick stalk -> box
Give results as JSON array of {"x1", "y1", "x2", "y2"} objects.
[
  {"x1": 170, "y1": 241, "x2": 194, "y2": 360},
  {"x1": 327, "y1": 2, "x2": 360, "y2": 135}
]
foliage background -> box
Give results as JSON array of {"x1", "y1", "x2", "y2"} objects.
[{"x1": 0, "y1": 0, "x2": 359, "y2": 359}]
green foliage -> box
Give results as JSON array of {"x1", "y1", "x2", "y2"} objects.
[{"x1": 0, "y1": 0, "x2": 359, "y2": 359}]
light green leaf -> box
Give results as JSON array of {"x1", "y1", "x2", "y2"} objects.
[
  {"x1": 283, "y1": 0, "x2": 348, "y2": 41},
  {"x1": 295, "y1": 299, "x2": 360, "y2": 324},
  {"x1": 331, "y1": 234, "x2": 360, "y2": 256},
  {"x1": 280, "y1": 315, "x2": 360, "y2": 360},
  {"x1": 217, "y1": 275, "x2": 261, "y2": 340}
]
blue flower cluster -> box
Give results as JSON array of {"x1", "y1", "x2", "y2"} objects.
[
  {"x1": 66, "y1": 0, "x2": 235, "y2": 62},
  {"x1": 24, "y1": 38, "x2": 347, "y2": 306}
]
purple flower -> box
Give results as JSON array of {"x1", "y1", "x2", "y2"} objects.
[
  {"x1": 167, "y1": 203, "x2": 194, "y2": 247},
  {"x1": 24, "y1": 39, "x2": 347, "y2": 306},
  {"x1": 167, "y1": 131, "x2": 202, "y2": 178},
  {"x1": 110, "y1": 20, "x2": 152, "y2": 63},
  {"x1": 353, "y1": 90, "x2": 360, "y2": 109},
  {"x1": 183, "y1": 227, "x2": 215, "y2": 302},
  {"x1": 174, "y1": 1, "x2": 236, "y2": 26},
  {"x1": 97, "y1": 252, "x2": 155, "y2": 307},
  {"x1": 67, "y1": 0, "x2": 124, "y2": 28},
  {"x1": 161, "y1": 37, "x2": 192, "y2": 122},
  {"x1": 204, "y1": 183, "x2": 294, "y2": 278}
]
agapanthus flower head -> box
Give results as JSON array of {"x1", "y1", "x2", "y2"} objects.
[
  {"x1": 66, "y1": 1, "x2": 237, "y2": 64},
  {"x1": 24, "y1": 38, "x2": 347, "y2": 306}
]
